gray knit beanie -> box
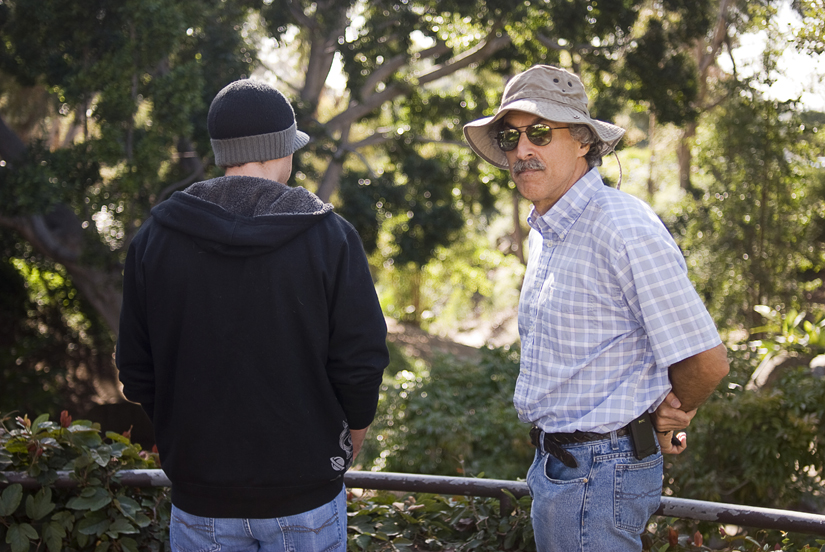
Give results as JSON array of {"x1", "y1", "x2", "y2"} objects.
[{"x1": 207, "y1": 79, "x2": 310, "y2": 167}]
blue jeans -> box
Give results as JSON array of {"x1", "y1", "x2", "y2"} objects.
[
  {"x1": 169, "y1": 487, "x2": 347, "y2": 552},
  {"x1": 527, "y1": 432, "x2": 663, "y2": 552}
]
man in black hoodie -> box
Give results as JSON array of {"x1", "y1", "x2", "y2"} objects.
[{"x1": 116, "y1": 79, "x2": 389, "y2": 552}]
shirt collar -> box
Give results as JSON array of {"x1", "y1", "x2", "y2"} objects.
[{"x1": 527, "y1": 168, "x2": 604, "y2": 239}]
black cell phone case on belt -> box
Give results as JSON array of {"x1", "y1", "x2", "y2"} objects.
[{"x1": 629, "y1": 411, "x2": 658, "y2": 460}]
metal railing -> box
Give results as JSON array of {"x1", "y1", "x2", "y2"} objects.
[{"x1": 3, "y1": 469, "x2": 825, "y2": 536}]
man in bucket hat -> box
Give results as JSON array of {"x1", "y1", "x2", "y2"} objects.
[
  {"x1": 117, "y1": 79, "x2": 389, "y2": 551},
  {"x1": 465, "y1": 65, "x2": 729, "y2": 551}
]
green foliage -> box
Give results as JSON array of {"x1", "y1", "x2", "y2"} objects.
[
  {"x1": 793, "y1": 0, "x2": 825, "y2": 55},
  {"x1": 644, "y1": 518, "x2": 825, "y2": 552},
  {"x1": 750, "y1": 306, "x2": 825, "y2": 358},
  {"x1": 337, "y1": 143, "x2": 469, "y2": 268},
  {"x1": 0, "y1": 0, "x2": 259, "y2": 408},
  {"x1": 0, "y1": 411, "x2": 169, "y2": 552},
  {"x1": 666, "y1": 360, "x2": 825, "y2": 511},
  {"x1": 622, "y1": 18, "x2": 699, "y2": 124},
  {"x1": 369, "y1": 182, "x2": 524, "y2": 326},
  {"x1": 361, "y1": 347, "x2": 534, "y2": 480},
  {"x1": 663, "y1": 307, "x2": 825, "y2": 549},
  {"x1": 0, "y1": 405, "x2": 813, "y2": 551},
  {"x1": 670, "y1": 90, "x2": 825, "y2": 328},
  {"x1": 0, "y1": 240, "x2": 114, "y2": 417},
  {"x1": 0, "y1": 0, "x2": 257, "y2": 229},
  {"x1": 346, "y1": 491, "x2": 814, "y2": 551},
  {"x1": 347, "y1": 491, "x2": 536, "y2": 551},
  {"x1": 0, "y1": 142, "x2": 101, "y2": 218},
  {"x1": 323, "y1": 0, "x2": 722, "y2": 275}
]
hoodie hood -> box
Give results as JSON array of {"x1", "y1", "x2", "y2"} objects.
[{"x1": 150, "y1": 176, "x2": 334, "y2": 256}]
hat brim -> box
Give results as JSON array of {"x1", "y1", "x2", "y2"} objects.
[
  {"x1": 294, "y1": 130, "x2": 310, "y2": 152},
  {"x1": 464, "y1": 100, "x2": 625, "y2": 170}
]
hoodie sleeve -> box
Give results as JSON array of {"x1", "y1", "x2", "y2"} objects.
[
  {"x1": 116, "y1": 238, "x2": 156, "y2": 422},
  {"x1": 325, "y1": 221, "x2": 389, "y2": 430}
]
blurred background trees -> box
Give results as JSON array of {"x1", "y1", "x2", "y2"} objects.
[{"x1": 1, "y1": 0, "x2": 825, "y2": 529}]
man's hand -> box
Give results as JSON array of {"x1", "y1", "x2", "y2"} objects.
[
  {"x1": 657, "y1": 430, "x2": 687, "y2": 455},
  {"x1": 652, "y1": 392, "x2": 694, "y2": 454},
  {"x1": 651, "y1": 391, "x2": 696, "y2": 432},
  {"x1": 350, "y1": 427, "x2": 369, "y2": 459},
  {"x1": 653, "y1": 344, "x2": 729, "y2": 455}
]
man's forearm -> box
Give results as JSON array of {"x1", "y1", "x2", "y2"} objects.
[{"x1": 668, "y1": 343, "x2": 730, "y2": 411}]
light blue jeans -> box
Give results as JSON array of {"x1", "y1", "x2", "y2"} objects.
[
  {"x1": 527, "y1": 432, "x2": 663, "y2": 552},
  {"x1": 169, "y1": 487, "x2": 347, "y2": 552}
]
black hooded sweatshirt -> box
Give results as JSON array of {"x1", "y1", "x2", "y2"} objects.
[{"x1": 116, "y1": 175, "x2": 389, "y2": 518}]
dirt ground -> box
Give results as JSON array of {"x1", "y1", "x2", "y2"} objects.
[{"x1": 385, "y1": 309, "x2": 519, "y2": 363}]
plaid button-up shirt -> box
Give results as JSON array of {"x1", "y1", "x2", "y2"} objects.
[{"x1": 515, "y1": 169, "x2": 721, "y2": 434}]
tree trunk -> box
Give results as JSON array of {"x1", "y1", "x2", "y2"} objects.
[
  {"x1": 678, "y1": 0, "x2": 732, "y2": 191},
  {"x1": 0, "y1": 115, "x2": 27, "y2": 162},
  {"x1": 0, "y1": 114, "x2": 123, "y2": 337},
  {"x1": 647, "y1": 112, "x2": 657, "y2": 200},
  {"x1": 677, "y1": 122, "x2": 697, "y2": 193}
]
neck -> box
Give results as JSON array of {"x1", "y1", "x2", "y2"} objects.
[
  {"x1": 533, "y1": 162, "x2": 591, "y2": 216},
  {"x1": 225, "y1": 156, "x2": 292, "y2": 183}
]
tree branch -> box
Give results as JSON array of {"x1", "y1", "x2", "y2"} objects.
[
  {"x1": 536, "y1": 33, "x2": 606, "y2": 54},
  {"x1": 360, "y1": 53, "x2": 409, "y2": 98},
  {"x1": 301, "y1": 3, "x2": 350, "y2": 107},
  {"x1": 414, "y1": 137, "x2": 470, "y2": 148},
  {"x1": 339, "y1": 144, "x2": 379, "y2": 178},
  {"x1": 700, "y1": 0, "x2": 733, "y2": 78},
  {"x1": 325, "y1": 84, "x2": 405, "y2": 134},
  {"x1": 287, "y1": 0, "x2": 317, "y2": 31},
  {"x1": 0, "y1": 207, "x2": 82, "y2": 263},
  {"x1": 348, "y1": 129, "x2": 395, "y2": 149},
  {"x1": 417, "y1": 28, "x2": 510, "y2": 86},
  {"x1": 325, "y1": 27, "x2": 511, "y2": 134},
  {"x1": 360, "y1": 41, "x2": 451, "y2": 98}
]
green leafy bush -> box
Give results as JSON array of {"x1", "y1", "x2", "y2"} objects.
[
  {"x1": 666, "y1": 362, "x2": 825, "y2": 512},
  {"x1": 361, "y1": 346, "x2": 535, "y2": 480},
  {"x1": 0, "y1": 410, "x2": 815, "y2": 552},
  {"x1": 664, "y1": 311, "x2": 825, "y2": 511},
  {"x1": 346, "y1": 491, "x2": 820, "y2": 552},
  {"x1": 663, "y1": 308, "x2": 825, "y2": 550},
  {"x1": 0, "y1": 412, "x2": 169, "y2": 552},
  {"x1": 347, "y1": 490, "x2": 535, "y2": 551}
]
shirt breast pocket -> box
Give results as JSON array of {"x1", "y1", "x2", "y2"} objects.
[{"x1": 536, "y1": 283, "x2": 597, "y2": 336}]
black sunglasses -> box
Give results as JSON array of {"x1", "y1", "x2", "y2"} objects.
[{"x1": 496, "y1": 123, "x2": 570, "y2": 151}]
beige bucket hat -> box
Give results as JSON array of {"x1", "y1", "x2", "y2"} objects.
[{"x1": 463, "y1": 65, "x2": 625, "y2": 169}]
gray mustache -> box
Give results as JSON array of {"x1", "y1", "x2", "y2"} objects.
[{"x1": 512, "y1": 158, "x2": 546, "y2": 174}]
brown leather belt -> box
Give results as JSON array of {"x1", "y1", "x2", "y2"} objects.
[{"x1": 530, "y1": 423, "x2": 632, "y2": 469}]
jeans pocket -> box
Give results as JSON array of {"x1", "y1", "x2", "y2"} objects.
[
  {"x1": 169, "y1": 507, "x2": 220, "y2": 552},
  {"x1": 613, "y1": 453, "x2": 663, "y2": 534},
  {"x1": 282, "y1": 489, "x2": 346, "y2": 552}
]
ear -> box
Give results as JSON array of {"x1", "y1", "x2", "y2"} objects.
[{"x1": 577, "y1": 142, "x2": 591, "y2": 158}]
